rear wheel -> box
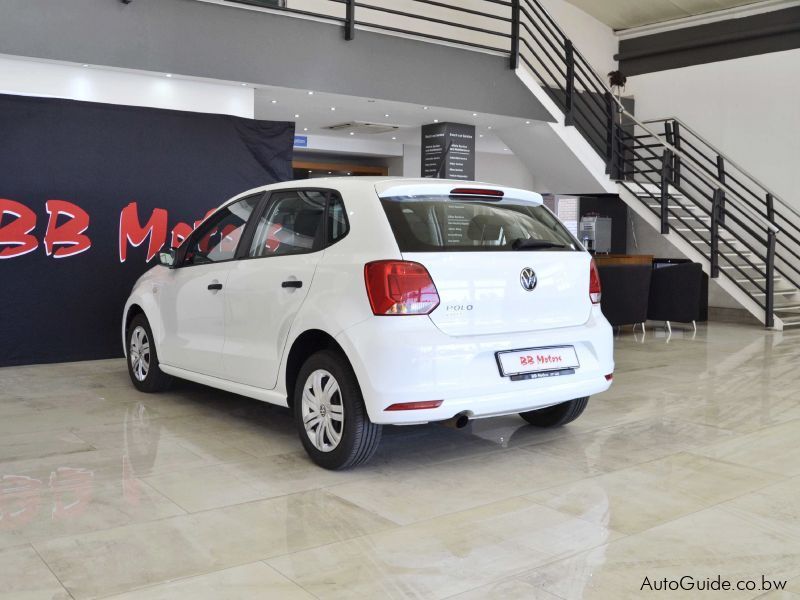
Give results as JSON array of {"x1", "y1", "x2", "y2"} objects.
[
  {"x1": 520, "y1": 397, "x2": 588, "y2": 427},
  {"x1": 126, "y1": 314, "x2": 172, "y2": 393},
  {"x1": 293, "y1": 350, "x2": 382, "y2": 470}
]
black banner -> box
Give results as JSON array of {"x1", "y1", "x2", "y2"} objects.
[
  {"x1": 421, "y1": 122, "x2": 476, "y2": 180},
  {"x1": 0, "y1": 94, "x2": 294, "y2": 366}
]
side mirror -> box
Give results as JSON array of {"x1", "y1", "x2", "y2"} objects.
[{"x1": 158, "y1": 248, "x2": 176, "y2": 268}]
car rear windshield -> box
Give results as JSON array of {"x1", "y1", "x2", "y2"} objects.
[{"x1": 380, "y1": 195, "x2": 579, "y2": 252}]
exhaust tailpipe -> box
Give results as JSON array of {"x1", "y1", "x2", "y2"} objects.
[{"x1": 442, "y1": 413, "x2": 469, "y2": 429}]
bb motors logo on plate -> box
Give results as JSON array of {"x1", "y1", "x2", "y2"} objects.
[{"x1": 520, "y1": 267, "x2": 537, "y2": 291}]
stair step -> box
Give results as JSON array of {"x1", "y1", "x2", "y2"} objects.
[
  {"x1": 774, "y1": 303, "x2": 800, "y2": 311},
  {"x1": 780, "y1": 316, "x2": 800, "y2": 327},
  {"x1": 734, "y1": 277, "x2": 783, "y2": 284},
  {"x1": 752, "y1": 289, "x2": 798, "y2": 297},
  {"x1": 721, "y1": 264, "x2": 765, "y2": 270},
  {"x1": 647, "y1": 204, "x2": 699, "y2": 211},
  {"x1": 670, "y1": 216, "x2": 710, "y2": 222}
]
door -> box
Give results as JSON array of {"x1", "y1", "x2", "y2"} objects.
[
  {"x1": 158, "y1": 194, "x2": 262, "y2": 377},
  {"x1": 223, "y1": 189, "x2": 345, "y2": 389}
]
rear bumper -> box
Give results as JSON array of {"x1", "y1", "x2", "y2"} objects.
[{"x1": 336, "y1": 307, "x2": 614, "y2": 425}]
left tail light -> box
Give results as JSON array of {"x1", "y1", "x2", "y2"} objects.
[
  {"x1": 364, "y1": 260, "x2": 440, "y2": 315},
  {"x1": 589, "y1": 259, "x2": 602, "y2": 304}
]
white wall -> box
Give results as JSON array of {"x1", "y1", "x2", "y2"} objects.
[
  {"x1": 627, "y1": 49, "x2": 800, "y2": 310},
  {"x1": 628, "y1": 48, "x2": 800, "y2": 209},
  {"x1": 539, "y1": 0, "x2": 618, "y2": 75},
  {"x1": 0, "y1": 55, "x2": 254, "y2": 117}
]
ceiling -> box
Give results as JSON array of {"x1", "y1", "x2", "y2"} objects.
[
  {"x1": 563, "y1": 0, "x2": 771, "y2": 30},
  {"x1": 253, "y1": 85, "x2": 532, "y2": 155}
]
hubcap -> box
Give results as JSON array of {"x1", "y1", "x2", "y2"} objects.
[
  {"x1": 129, "y1": 326, "x2": 151, "y2": 382},
  {"x1": 301, "y1": 369, "x2": 344, "y2": 452}
]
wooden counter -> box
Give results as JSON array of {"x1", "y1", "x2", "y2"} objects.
[{"x1": 593, "y1": 254, "x2": 654, "y2": 267}]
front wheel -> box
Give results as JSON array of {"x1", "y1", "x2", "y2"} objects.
[
  {"x1": 126, "y1": 314, "x2": 172, "y2": 393},
  {"x1": 293, "y1": 350, "x2": 382, "y2": 470},
  {"x1": 520, "y1": 397, "x2": 588, "y2": 428}
]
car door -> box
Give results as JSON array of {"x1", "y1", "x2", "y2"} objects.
[
  {"x1": 222, "y1": 189, "x2": 345, "y2": 389},
  {"x1": 157, "y1": 194, "x2": 263, "y2": 377}
]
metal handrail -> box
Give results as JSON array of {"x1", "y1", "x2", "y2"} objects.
[
  {"x1": 642, "y1": 116, "x2": 800, "y2": 222},
  {"x1": 514, "y1": 0, "x2": 779, "y2": 235}
]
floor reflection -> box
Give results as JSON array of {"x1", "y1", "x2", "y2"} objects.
[{"x1": 0, "y1": 322, "x2": 799, "y2": 599}]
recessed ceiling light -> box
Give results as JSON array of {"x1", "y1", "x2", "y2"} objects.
[
  {"x1": 526, "y1": 120, "x2": 531, "y2": 124},
  {"x1": 308, "y1": 91, "x2": 314, "y2": 95},
  {"x1": 308, "y1": 170, "x2": 312, "y2": 173},
  {"x1": 165, "y1": 73, "x2": 173, "y2": 78},
  {"x1": 240, "y1": 83, "x2": 247, "y2": 87},
  {"x1": 472, "y1": 113, "x2": 477, "y2": 117},
  {"x1": 423, "y1": 106, "x2": 429, "y2": 110},
  {"x1": 330, "y1": 107, "x2": 336, "y2": 111},
  {"x1": 347, "y1": 172, "x2": 352, "y2": 175},
  {"x1": 487, "y1": 126, "x2": 492, "y2": 130},
  {"x1": 433, "y1": 119, "x2": 439, "y2": 123},
  {"x1": 303, "y1": 127, "x2": 308, "y2": 132},
  {"x1": 349, "y1": 132, "x2": 355, "y2": 136},
  {"x1": 271, "y1": 100, "x2": 277, "y2": 104},
  {"x1": 294, "y1": 114, "x2": 300, "y2": 118},
  {"x1": 82, "y1": 64, "x2": 89, "y2": 68},
  {"x1": 328, "y1": 171, "x2": 332, "y2": 174},
  {"x1": 391, "y1": 136, "x2": 397, "y2": 140},
  {"x1": 504, "y1": 148, "x2": 509, "y2": 151},
  {"x1": 384, "y1": 114, "x2": 390, "y2": 118},
  {"x1": 479, "y1": 134, "x2": 484, "y2": 138}
]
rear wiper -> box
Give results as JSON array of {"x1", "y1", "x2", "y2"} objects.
[{"x1": 512, "y1": 238, "x2": 566, "y2": 251}]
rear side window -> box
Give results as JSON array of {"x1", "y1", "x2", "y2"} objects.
[
  {"x1": 328, "y1": 194, "x2": 348, "y2": 244},
  {"x1": 380, "y1": 196, "x2": 578, "y2": 252},
  {"x1": 248, "y1": 190, "x2": 326, "y2": 257}
]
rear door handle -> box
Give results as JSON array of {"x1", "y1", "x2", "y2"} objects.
[
  {"x1": 207, "y1": 283, "x2": 223, "y2": 291},
  {"x1": 281, "y1": 280, "x2": 303, "y2": 289}
]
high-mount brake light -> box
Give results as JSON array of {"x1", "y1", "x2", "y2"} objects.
[
  {"x1": 364, "y1": 260, "x2": 440, "y2": 316},
  {"x1": 589, "y1": 259, "x2": 602, "y2": 304},
  {"x1": 449, "y1": 188, "x2": 504, "y2": 198}
]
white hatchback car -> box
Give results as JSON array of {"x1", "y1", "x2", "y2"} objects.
[{"x1": 123, "y1": 178, "x2": 614, "y2": 469}]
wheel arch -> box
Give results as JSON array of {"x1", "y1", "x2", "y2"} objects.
[
  {"x1": 122, "y1": 303, "x2": 146, "y2": 356},
  {"x1": 284, "y1": 329, "x2": 350, "y2": 408}
]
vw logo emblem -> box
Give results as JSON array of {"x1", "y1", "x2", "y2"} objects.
[{"x1": 520, "y1": 267, "x2": 537, "y2": 291}]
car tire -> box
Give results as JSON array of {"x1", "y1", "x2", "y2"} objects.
[
  {"x1": 294, "y1": 349, "x2": 382, "y2": 470},
  {"x1": 519, "y1": 397, "x2": 589, "y2": 427},
  {"x1": 126, "y1": 314, "x2": 173, "y2": 393}
]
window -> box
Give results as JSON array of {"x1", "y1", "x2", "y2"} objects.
[
  {"x1": 181, "y1": 196, "x2": 261, "y2": 266},
  {"x1": 248, "y1": 190, "x2": 325, "y2": 258},
  {"x1": 380, "y1": 196, "x2": 578, "y2": 252},
  {"x1": 327, "y1": 193, "x2": 349, "y2": 244}
]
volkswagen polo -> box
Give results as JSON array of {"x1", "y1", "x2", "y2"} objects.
[{"x1": 122, "y1": 178, "x2": 614, "y2": 469}]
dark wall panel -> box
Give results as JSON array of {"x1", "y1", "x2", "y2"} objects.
[
  {"x1": 0, "y1": 94, "x2": 294, "y2": 366},
  {"x1": 618, "y1": 7, "x2": 800, "y2": 76}
]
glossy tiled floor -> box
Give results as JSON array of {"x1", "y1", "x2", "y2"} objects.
[{"x1": 1, "y1": 323, "x2": 799, "y2": 599}]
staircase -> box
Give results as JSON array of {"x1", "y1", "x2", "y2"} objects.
[
  {"x1": 227, "y1": 0, "x2": 800, "y2": 328},
  {"x1": 503, "y1": 0, "x2": 800, "y2": 329}
]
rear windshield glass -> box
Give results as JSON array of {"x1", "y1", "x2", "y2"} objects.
[{"x1": 380, "y1": 196, "x2": 579, "y2": 252}]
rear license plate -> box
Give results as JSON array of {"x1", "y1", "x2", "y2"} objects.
[{"x1": 496, "y1": 346, "x2": 579, "y2": 378}]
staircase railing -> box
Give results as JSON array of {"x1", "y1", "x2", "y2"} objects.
[
  {"x1": 642, "y1": 117, "x2": 800, "y2": 292},
  {"x1": 221, "y1": 0, "x2": 792, "y2": 327},
  {"x1": 510, "y1": 0, "x2": 785, "y2": 328}
]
